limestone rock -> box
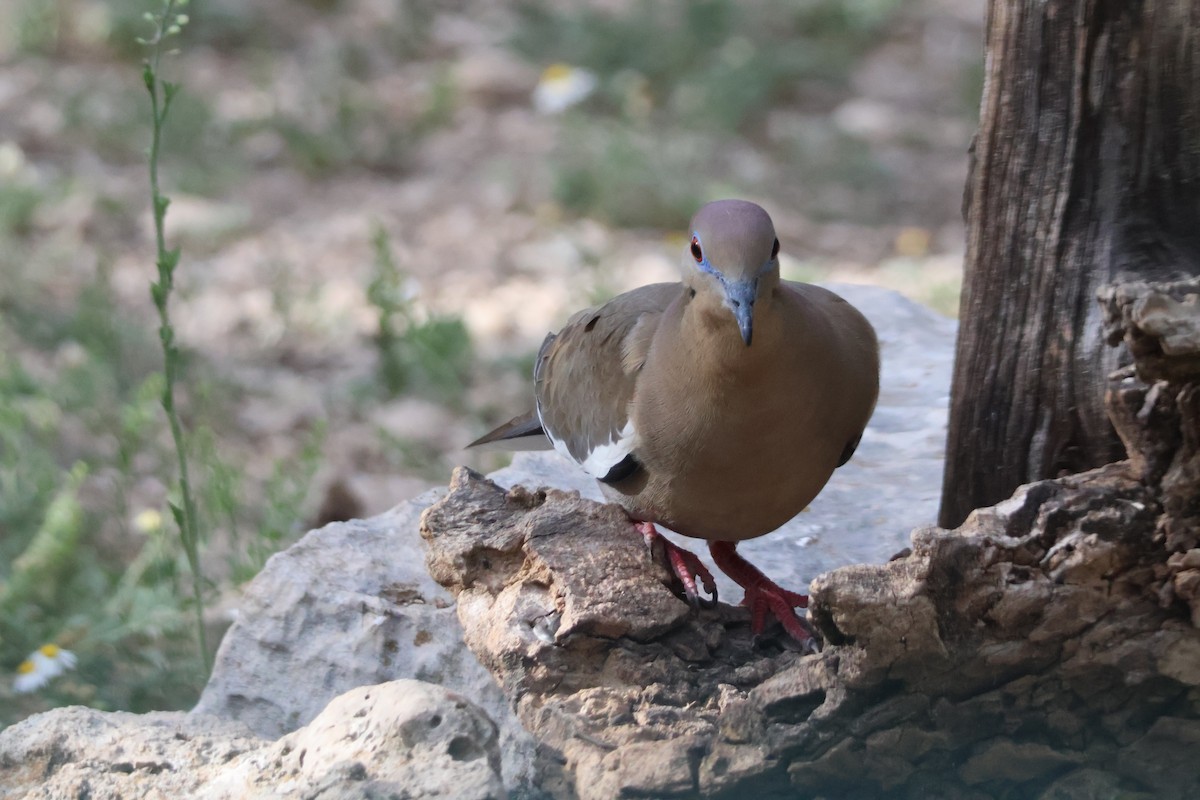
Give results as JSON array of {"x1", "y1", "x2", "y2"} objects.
[
  {"x1": 0, "y1": 707, "x2": 258, "y2": 800},
  {"x1": 190, "y1": 497, "x2": 541, "y2": 791},
  {"x1": 0, "y1": 680, "x2": 505, "y2": 800}
]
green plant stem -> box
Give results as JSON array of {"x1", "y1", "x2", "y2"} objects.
[{"x1": 143, "y1": 0, "x2": 209, "y2": 670}]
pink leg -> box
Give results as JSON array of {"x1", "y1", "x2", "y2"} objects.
[
  {"x1": 637, "y1": 521, "x2": 718, "y2": 607},
  {"x1": 708, "y1": 540, "x2": 815, "y2": 648}
]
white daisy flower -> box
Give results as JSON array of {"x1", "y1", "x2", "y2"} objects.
[
  {"x1": 13, "y1": 644, "x2": 77, "y2": 694},
  {"x1": 532, "y1": 64, "x2": 598, "y2": 114}
]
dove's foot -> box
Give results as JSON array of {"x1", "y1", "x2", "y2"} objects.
[
  {"x1": 708, "y1": 540, "x2": 817, "y2": 650},
  {"x1": 636, "y1": 521, "x2": 718, "y2": 608}
]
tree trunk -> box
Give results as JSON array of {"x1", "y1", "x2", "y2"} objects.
[{"x1": 940, "y1": 0, "x2": 1200, "y2": 528}]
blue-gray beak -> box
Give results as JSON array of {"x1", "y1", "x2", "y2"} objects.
[{"x1": 725, "y1": 279, "x2": 757, "y2": 346}]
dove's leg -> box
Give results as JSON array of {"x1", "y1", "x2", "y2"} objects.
[
  {"x1": 635, "y1": 521, "x2": 717, "y2": 608},
  {"x1": 708, "y1": 541, "x2": 816, "y2": 648}
]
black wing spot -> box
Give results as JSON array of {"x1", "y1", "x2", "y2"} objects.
[
  {"x1": 584, "y1": 315, "x2": 600, "y2": 332},
  {"x1": 836, "y1": 433, "x2": 862, "y2": 468},
  {"x1": 600, "y1": 453, "x2": 642, "y2": 485}
]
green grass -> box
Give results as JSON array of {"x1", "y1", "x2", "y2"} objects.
[
  {"x1": 0, "y1": 243, "x2": 333, "y2": 727},
  {"x1": 234, "y1": 423, "x2": 326, "y2": 583},
  {"x1": 511, "y1": 0, "x2": 903, "y2": 133},
  {"x1": 0, "y1": 0, "x2": 330, "y2": 727},
  {"x1": 52, "y1": 2, "x2": 428, "y2": 185},
  {"x1": 104, "y1": 0, "x2": 271, "y2": 60},
  {"x1": 550, "y1": 119, "x2": 711, "y2": 229},
  {"x1": 367, "y1": 224, "x2": 474, "y2": 405},
  {"x1": 513, "y1": 0, "x2": 902, "y2": 227},
  {"x1": 0, "y1": 184, "x2": 41, "y2": 237},
  {"x1": 1, "y1": 0, "x2": 486, "y2": 725},
  {"x1": 0, "y1": 266, "x2": 207, "y2": 723}
]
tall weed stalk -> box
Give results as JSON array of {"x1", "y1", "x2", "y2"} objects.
[{"x1": 140, "y1": 0, "x2": 208, "y2": 669}]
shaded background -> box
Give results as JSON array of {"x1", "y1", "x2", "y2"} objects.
[{"x1": 0, "y1": 0, "x2": 981, "y2": 724}]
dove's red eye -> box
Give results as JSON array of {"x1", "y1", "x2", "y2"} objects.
[
  {"x1": 690, "y1": 236, "x2": 703, "y2": 262},
  {"x1": 771, "y1": 238, "x2": 780, "y2": 259}
]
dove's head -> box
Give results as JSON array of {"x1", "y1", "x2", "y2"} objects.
[{"x1": 682, "y1": 199, "x2": 781, "y2": 347}]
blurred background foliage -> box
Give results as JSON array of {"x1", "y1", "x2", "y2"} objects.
[
  {"x1": 514, "y1": 0, "x2": 903, "y2": 226},
  {"x1": 0, "y1": 0, "x2": 981, "y2": 726}
]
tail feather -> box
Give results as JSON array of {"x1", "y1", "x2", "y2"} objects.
[{"x1": 468, "y1": 411, "x2": 551, "y2": 451}]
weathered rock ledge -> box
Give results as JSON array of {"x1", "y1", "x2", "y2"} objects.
[
  {"x1": 420, "y1": 460, "x2": 1199, "y2": 799},
  {"x1": 414, "y1": 279, "x2": 1200, "y2": 799}
]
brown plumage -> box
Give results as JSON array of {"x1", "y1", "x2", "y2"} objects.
[{"x1": 471, "y1": 199, "x2": 880, "y2": 645}]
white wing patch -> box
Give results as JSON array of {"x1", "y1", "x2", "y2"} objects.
[
  {"x1": 543, "y1": 415, "x2": 639, "y2": 480},
  {"x1": 579, "y1": 420, "x2": 639, "y2": 479}
]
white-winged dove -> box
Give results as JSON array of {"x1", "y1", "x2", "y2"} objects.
[{"x1": 472, "y1": 199, "x2": 880, "y2": 645}]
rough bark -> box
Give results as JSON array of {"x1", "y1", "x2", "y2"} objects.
[
  {"x1": 420, "y1": 280, "x2": 1200, "y2": 799},
  {"x1": 940, "y1": 0, "x2": 1200, "y2": 528}
]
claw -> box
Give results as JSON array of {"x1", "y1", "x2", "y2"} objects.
[
  {"x1": 637, "y1": 522, "x2": 718, "y2": 608},
  {"x1": 743, "y1": 580, "x2": 814, "y2": 643},
  {"x1": 709, "y1": 540, "x2": 818, "y2": 649}
]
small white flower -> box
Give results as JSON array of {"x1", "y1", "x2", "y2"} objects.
[
  {"x1": 532, "y1": 64, "x2": 598, "y2": 115},
  {"x1": 13, "y1": 662, "x2": 45, "y2": 694},
  {"x1": 133, "y1": 508, "x2": 163, "y2": 534},
  {"x1": 0, "y1": 141, "x2": 28, "y2": 179},
  {"x1": 46, "y1": 644, "x2": 78, "y2": 670},
  {"x1": 13, "y1": 644, "x2": 77, "y2": 694}
]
